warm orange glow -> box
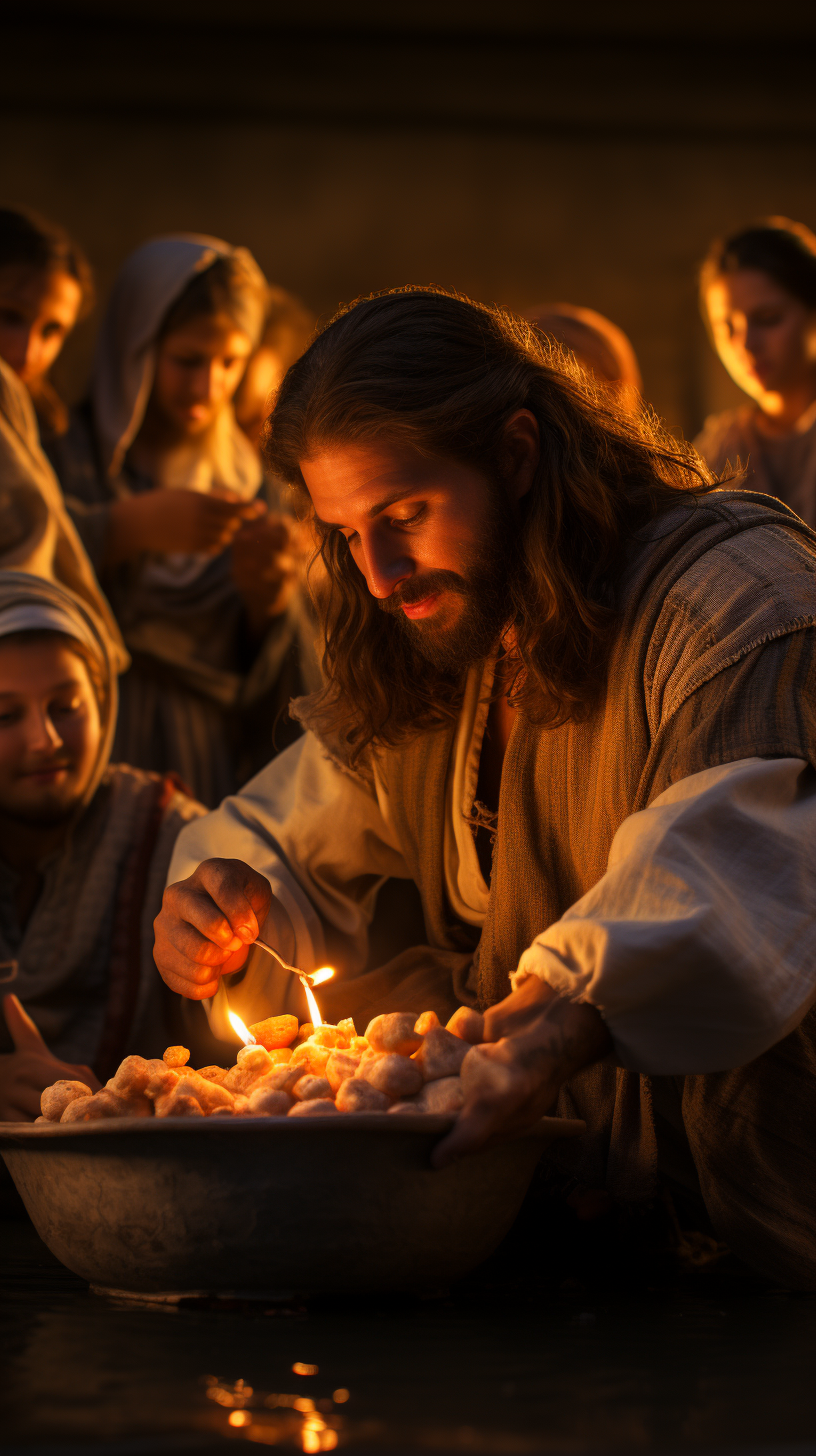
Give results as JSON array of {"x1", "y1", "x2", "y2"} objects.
[
  {"x1": 302, "y1": 981, "x2": 323, "y2": 1028},
  {"x1": 227, "y1": 1010, "x2": 256, "y2": 1046},
  {"x1": 332, "y1": 1390, "x2": 350, "y2": 1404},
  {"x1": 229, "y1": 1410, "x2": 252, "y2": 1428},
  {"x1": 310, "y1": 967, "x2": 335, "y2": 987},
  {"x1": 292, "y1": 1362, "x2": 318, "y2": 1376}
]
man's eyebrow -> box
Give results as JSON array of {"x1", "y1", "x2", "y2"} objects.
[{"x1": 313, "y1": 486, "x2": 421, "y2": 532}]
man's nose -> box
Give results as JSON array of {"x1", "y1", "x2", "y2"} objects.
[{"x1": 359, "y1": 534, "x2": 414, "y2": 599}]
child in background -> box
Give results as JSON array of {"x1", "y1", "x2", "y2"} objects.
[
  {"x1": 52, "y1": 234, "x2": 320, "y2": 805},
  {"x1": 696, "y1": 216, "x2": 816, "y2": 528},
  {"x1": 0, "y1": 206, "x2": 93, "y2": 442}
]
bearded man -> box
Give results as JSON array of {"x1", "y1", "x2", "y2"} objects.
[{"x1": 155, "y1": 289, "x2": 816, "y2": 1288}]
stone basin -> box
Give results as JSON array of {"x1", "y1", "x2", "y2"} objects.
[{"x1": 0, "y1": 1112, "x2": 584, "y2": 1298}]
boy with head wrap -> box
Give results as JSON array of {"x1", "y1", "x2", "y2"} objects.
[{"x1": 0, "y1": 570, "x2": 212, "y2": 1121}]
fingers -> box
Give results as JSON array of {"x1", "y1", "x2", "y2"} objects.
[
  {"x1": 196, "y1": 858, "x2": 272, "y2": 941},
  {"x1": 153, "y1": 859, "x2": 271, "y2": 999},
  {"x1": 431, "y1": 1079, "x2": 554, "y2": 1169},
  {"x1": 156, "y1": 962, "x2": 221, "y2": 1002},
  {"x1": 3, "y1": 994, "x2": 50, "y2": 1054},
  {"x1": 0, "y1": 1048, "x2": 97, "y2": 1121},
  {"x1": 69, "y1": 1063, "x2": 102, "y2": 1093}
]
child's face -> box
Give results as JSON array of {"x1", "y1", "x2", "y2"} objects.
[
  {"x1": 0, "y1": 265, "x2": 82, "y2": 387},
  {"x1": 0, "y1": 636, "x2": 101, "y2": 828},
  {"x1": 150, "y1": 314, "x2": 252, "y2": 441}
]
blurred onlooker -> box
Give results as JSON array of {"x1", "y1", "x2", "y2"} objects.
[
  {"x1": 0, "y1": 206, "x2": 93, "y2": 440},
  {"x1": 695, "y1": 217, "x2": 816, "y2": 527},
  {"x1": 50, "y1": 234, "x2": 319, "y2": 806},
  {"x1": 235, "y1": 283, "x2": 315, "y2": 452},
  {"x1": 526, "y1": 303, "x2": 642, "y2": 415}
]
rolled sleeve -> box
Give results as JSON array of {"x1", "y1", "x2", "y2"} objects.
[{"x1": 513, "y1": 757, "x2": 816, "y2": 1074}]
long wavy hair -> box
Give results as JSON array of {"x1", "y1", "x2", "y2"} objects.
[{"x1": 265, "y1": 287, "x2": 716, "y2": 764}]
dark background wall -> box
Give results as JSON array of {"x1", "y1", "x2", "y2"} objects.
[{"x1": 2, "y1": 1, "x2": 816, "y2": 439}]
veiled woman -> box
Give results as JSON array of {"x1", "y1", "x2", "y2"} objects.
[
  {"x1": 52, "y1": 234, "x2": 320, "y2": 805},
  {"x1": 695, "y1": 217, "x2": 816, "y2": 528}
]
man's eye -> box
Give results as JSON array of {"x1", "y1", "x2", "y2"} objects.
[
  {"x1": 397, "y1": 509, "x2": 425, "y2": 529},
  {"x1": 51, "y1": 699, "x2": 82, "y2": 718},
  {"x1": 41, "y1": 322, "x2": 65, "y2": 340},
  {"x1": 0, "y1": 708, "x2": 21, "y2": 726}
]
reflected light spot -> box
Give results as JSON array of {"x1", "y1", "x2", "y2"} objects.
[
  {"x1": 229, "y1": 1410, "x2": 252, "y2": 1427},
  {"x1": 292, "y1": 1361, "x2": 319, "y2": 1376},
  {"x1": 332, "y1": 1389, "x2": 350, "y2": 1404}
]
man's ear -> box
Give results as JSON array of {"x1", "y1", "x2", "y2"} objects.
[{"x1": 503, "y1": 410, "x2": 540, "y2": 503}]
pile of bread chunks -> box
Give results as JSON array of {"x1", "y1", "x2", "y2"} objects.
[{"x1": 38, "y1": 1008, "x2": 492, "y2": 1124}]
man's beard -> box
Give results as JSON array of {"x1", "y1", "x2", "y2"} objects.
[{"x1": 377, "y1": 494, "x2": 517, "y2": 673}]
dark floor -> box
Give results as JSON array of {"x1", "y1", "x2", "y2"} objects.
[{"x1": 3, "y1": 1209, "x2": 816, "y2": 1456}]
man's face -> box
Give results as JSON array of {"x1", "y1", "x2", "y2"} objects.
[
  {"x1": 301, "y1": 439, "x2": 519, "y2": 670},
  {"x1": 0, "y1": 265, "x2": 82, "y2": 387},
  {"x1": 150, "y1": 315, "x2": 252, "y2": 440},
  {"x1": 0, "y1": 637, "x2": 101, "y2": 829},
  {"x1": 706, "y1": 269, "x2": 816, "y2": 404}
]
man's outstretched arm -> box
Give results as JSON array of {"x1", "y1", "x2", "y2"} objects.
[{"x1": 437, "y1": 756, "x2": 816, "y2": 1164}]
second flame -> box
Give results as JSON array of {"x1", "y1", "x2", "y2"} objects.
[{"x1": 301, "y1": 967, "x2": 334, "y2": 1027}]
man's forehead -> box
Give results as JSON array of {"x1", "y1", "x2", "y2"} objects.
[{"x1": 302, "y1": 445, "x2": 433, "y2": 524}]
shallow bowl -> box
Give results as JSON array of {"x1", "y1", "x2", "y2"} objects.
[{"x1": 0, "y1": 1112, "x2": 583, "y2": 1297}]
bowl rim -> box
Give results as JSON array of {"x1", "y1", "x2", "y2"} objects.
[{"x1": 0, "y1": 1112, "x2": 585, "y2": 1146}]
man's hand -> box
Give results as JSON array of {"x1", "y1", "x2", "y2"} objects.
[
  {"x1": 153, "y1": 858, "x2": 273, "y2": 1000},
  {"x1": 432, "y1": 975, "x2": 611, "y2": 1168},
  {"x1": 0, "y1": 994, "x2": 101, "y2": 1122}
]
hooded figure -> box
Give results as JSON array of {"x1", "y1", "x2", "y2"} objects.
[
  {"x1": 0, "y1": 570, "x2": 214, "y2": 1097},
  {"x1": 0, "y1": 355, "x2": 126, "y2": 664},
  {"x1": 48, "y1": 234, "x2": 320, "y2": 806}
]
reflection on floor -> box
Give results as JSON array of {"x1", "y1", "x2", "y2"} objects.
[{"x1": 2, "y1": 1204, "x2": 815, "y2": 1456}]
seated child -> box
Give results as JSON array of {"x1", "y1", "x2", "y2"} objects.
[{"x1": 0, "y1": 569, "x2": 222, "y2": 1121}]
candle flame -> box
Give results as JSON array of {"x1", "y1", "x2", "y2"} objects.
[
  {"x1": 301, "y1": 967, "x2": 334, "y2": 1027},
  {"x1": 227, "y1": 1010, "x2": 256, "y2": 1045},
  {"x1": 310, "y1": 966, "x2": 335, "y2": 987},
  {"x1": 302, "y1": 980, "x2": 323, "y2": 1028}
]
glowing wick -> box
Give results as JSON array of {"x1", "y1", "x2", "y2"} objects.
[{"x1": 227, "y1": 1009, "x2": 256, "y2": 1045}]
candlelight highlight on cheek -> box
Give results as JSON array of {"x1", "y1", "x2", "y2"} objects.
[{"x1": 227, "y1": 1010, "x2": 257, "y2": 1046}]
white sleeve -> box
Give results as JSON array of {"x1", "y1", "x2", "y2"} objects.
[
  {"x1": 167, "y1": 732, "x2": 410, "y2": 1034},
  {"x1": 513, "y1": 757, "x2": 816, "y2": 1075}
]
